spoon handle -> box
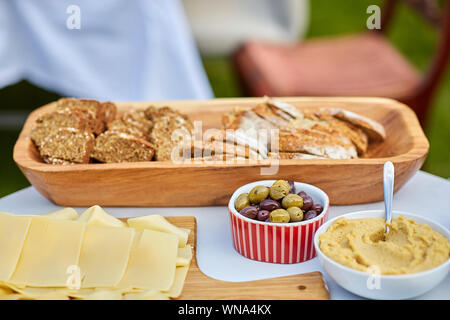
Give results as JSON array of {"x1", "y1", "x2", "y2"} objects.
[{"x1": 383, "y1": 161, "x2": 395, "y2": 233}]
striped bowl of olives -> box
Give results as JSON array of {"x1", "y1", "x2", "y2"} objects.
[{"x1": 228, "y1": 180, "x2": 329, "y2": 264}]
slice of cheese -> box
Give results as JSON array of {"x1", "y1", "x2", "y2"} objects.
[
  {"x1": 1, "y1": 209, "x2": 78, "y2": 221},
  {"x1": 118, "y1": 230, "x2": 178, "y2": 291},
  {"x1": 84, "y1": 289, "x2": 123, "y2": 300},
  {"x1": 163, "y1": 266, "x2": 189, "y2": 298},
  {"x1": 36, "y1": 291, "x2": 70, "y2": 300},
  {"x1": 67, "y1": 288, "x2": 95, "y2": 300},
  {"x1": 14, "y1": 287, "x2": 71, "y2": 300},
  {"x1": 0, "y1": 286, "x2": 13, "y2": 296},
  {"x1": 79, "y1": 225, "x2": 135, "y2": 288},
  {"x1": 69, "y1": 287, "x2": 138, "y2": 300},
  {"x1": 44, "y1": 208, "x2": 79, "y2": 220},
  {"x1": 123, "y1": 289, "x2": 169, "y2": 300},
  {"x1": 179, "y1": 227, "x2": 191, "y2": 235},
  {"x1": 0, "y1": 215, "x2": 32, "y2": 281},
  {"x1": 0, "y1": 281, "x2": 25, "y2": 291},
  {"x1": 0, "y1": 293, "x2": 28, "y2": 300},
  {"x1": 78, "y1": 205, "x2": 125, "y2": 228},
  {"x1": 176, "y1": 245, "x2": 193, "y2": 267},
  {"x1": 10, "y1": 217, "x2": 86, "y2": 287},
  {"x1": 127, "y1": 215, "x2": 189, "y2": 248}
]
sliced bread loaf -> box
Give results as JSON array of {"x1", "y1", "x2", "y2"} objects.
[
  {"x1": 39, "y1": 128, "x2": 95, "y2": 164},
  {"x1": 147, "y1": 106, "x2": 194, "y2": 161},
  {"x1": 92, "y1": 131, "x2": 155, "y2": 163},
  {"x1": 56, "y1": 98, "x2": 107, "y2": 135},
  {"x1": 102, "y1": 101, "x2": 118, "y2": 125},
  {"x1": 277, "y1": 129, "x2": 358, "y2": 159},
  {"x1": 107, "y1": 120, "x2": 151, "y2": 141},
  {"x1": 30, "y1": 109, "x2": 93, "y2": 148}
]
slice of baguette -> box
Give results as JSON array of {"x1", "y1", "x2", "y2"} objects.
[
  {"x1": 328, "y1": 108, "x2": 386, "y2": 141},
  {"x1": 182, "y1": 140, "x2": 261, "y2": 160},
  {"x1": 322, "y1": 117, "x2": 368, "y2": 155},
  {"x1": 31, "y1": 109, "x2": 93, "y2": 148},
  {"x1": 264, "y1": 97, "x2": 304, "y2": 119},
  {"x1": 253, "y1": 103, "x2": 290, "y2": 127},
  {"x1": 204, "y1": 129, "x2": 268, "y2": 159},
  {"x1": 107, "y1": 120, "x2": 151, "y2": 141},
  {"x1": 295, "y1": 113, "x2": 369, "y2": 155},
  {"x1": 92, "y1": 131, "x2": 155, "y2": 163},
  {"x1": 56, "y1": 98, "x2": 105, "y2": 135},
  {"x1": 40, "y1": 128, "x2": 95, "y2": 164},
  {"x1": 144, "y1": 105, "x2": 191, "y2": 124},
  {"x1": 277, "y1": 129, "x2": 358, "y2": 159},
  {"x1": 121, "y1": 109, "x2": 153, "y2": 130},
  {"x1": 222, "y1": 109, "x2": 277, "y2": 132},
  {"x1": 149, "y1": 106, "x2": 194, "y2": 161},
  {"x1": 191, "y1": 154, "x2": 248, "y2": 162},
  {"x1": 42, "y1": 156, "x2": 76, "y2": 165},
  {"x1": 101, "y1": 101, "x2": 117, "y2": 125},
  {"x1": 288, "y1": 117, "x2": 350, "y2": 143},
  {"x1": 268, "y1": 152, "x2": 326, "y2": 160},
  {"x1": 107, "y1": 109, "x2": 153, "y2": 141}
]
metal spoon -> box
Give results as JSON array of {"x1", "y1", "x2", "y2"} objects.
[{"x1": 383, "y1": 161, "x2": 395, "y2": 234}]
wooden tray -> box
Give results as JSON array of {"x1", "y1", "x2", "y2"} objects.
[
  {"x1": 13, "y1": 97, "x2": 429, "y2": 206},
  {"x1": 159, "y1": 216, "x2": 329, "y2": 300}
]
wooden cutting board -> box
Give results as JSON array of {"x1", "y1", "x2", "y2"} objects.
[{"x1": 160, "y1": 216, "x2": 329, "y2": 300}]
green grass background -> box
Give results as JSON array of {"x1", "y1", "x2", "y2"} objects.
[{"x1": 0, "y1": 0, "x2": 449, "y2": 198}]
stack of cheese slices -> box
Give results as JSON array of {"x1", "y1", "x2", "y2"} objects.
[{"x1": 0, "y1": 206, "x2": 192, "y2": 300}]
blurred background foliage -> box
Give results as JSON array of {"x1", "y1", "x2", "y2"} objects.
[
  {"x1": 1, "y1": 0, "x2": 449, "y2": 197},
  {"x1": 202, "y1": 0, "x2": 450, "y2": 178}
]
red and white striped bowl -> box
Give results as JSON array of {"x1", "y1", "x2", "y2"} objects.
[{"x1": 228, "y1": 180, "x2": 329, "y2": 264}]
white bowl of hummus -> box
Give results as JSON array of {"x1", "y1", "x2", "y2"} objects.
[{"x1": 314, "y1": 210, "x2": 450, "y2": 300}]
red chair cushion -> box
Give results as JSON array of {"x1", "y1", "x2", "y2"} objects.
[{"x1": 233, "y1": 33, "x2": 420, "y2": 99}]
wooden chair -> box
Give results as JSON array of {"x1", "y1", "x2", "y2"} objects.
[{"x1": 233, "y1": 0, "x2": 450, "y2": 127}]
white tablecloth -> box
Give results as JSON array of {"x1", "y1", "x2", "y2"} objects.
[{"x1": 1, "y1": 170, "x2": 449, "y2": 300}]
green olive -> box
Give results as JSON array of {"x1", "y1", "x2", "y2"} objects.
[
  {"x1": 248, "y1": 185, "x2": 269, "y2": 204},
  {"x1": 270, "y1": 209, "x2": 290, "y2": 223},
  {"x1": 269, "y1": 180, "x2": 290, "y2": 200},
  {"x1": 235, "y1": 193, "x2": 250, "y2": 212},
  {"x1": 281, "y1": 194, "x2": 304, "y2": 209},
  {"x1": 287, "y1": 207, "x2": 304, "y2": 222}
]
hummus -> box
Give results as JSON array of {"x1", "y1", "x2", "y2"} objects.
[{"x1": 319, "y1": 216, "x2": 450, "y2": 275}]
